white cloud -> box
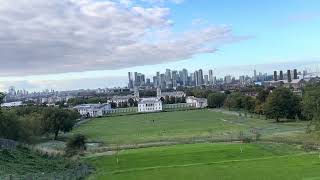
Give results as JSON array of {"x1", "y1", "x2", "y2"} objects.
[{"x1": 0, "y1": 0, "x2": 246, "y2": 76}]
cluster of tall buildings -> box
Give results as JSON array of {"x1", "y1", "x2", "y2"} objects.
[
  {"x1": 128, "y1": 69, "x2": 216, "y2": 89},
  {"x1": 273, "y1": 69, "x2": 299, "y2": 82}
]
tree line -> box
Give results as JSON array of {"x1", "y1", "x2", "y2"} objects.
[
  {"x1": 206, "y1": 83, "x2": 320, "y2": 125},
  {"x1": 0, "y1": 101, "x2": 80, "y2": 143}
]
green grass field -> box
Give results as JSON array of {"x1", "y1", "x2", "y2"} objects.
[
  {"x1": 85, "y1": 143, "x2": 320, "y2": 180},
  {"x1": 73, "y1": 109, "x2": 308, "y2": 145}
]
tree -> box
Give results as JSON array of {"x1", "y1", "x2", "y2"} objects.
[
  {"x1": 302, "y1": 84, "x2": 320, "y2": 130},
  {"x1": 42, "y1": 108, "x2": 80, "y2": 140},
  {"x1": 0, "y1": 92, "x2": 4, "y2": 103},
  {"x1": 169, "y1": 96, "x2": 176, "y2": 104},
  {"x1": 164, "y1": 95, "x2": 170, "y2": 104},
  {"x1": 264, "y1": 87, "x2": 301, "y2": 122},
  {"x1": 0, "y1": 110, "x2": 24, "y2": 141},
  {"x1": 65, "y1": 134, "x2": 87, "y2": 156},
  {"x1": 256, "y1": 89, "x2": 270, "y2": 103},
  {"x1": 224, "y1": 93, "x2": 244, "y2": 110},
  {"x1": 128, "y1": 98, "x2": 135, "y2": 107},
  {"x1": 207, "y1": 92, "x2": 226, "y2": 108}
]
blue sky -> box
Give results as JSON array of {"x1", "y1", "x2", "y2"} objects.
[{"x1": 0, "y1": 0, "x2": 319, "y2": 91}]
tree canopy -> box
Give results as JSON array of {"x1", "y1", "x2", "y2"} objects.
[
  {"x1": 264, "y1": 88, "x2": 301, "y2": 122},
  {"x1": 207, "y1": 92, "x2": 226, "y2": 108}
]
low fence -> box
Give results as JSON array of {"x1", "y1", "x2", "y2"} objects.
[
  {"x1": 0, "y1": 164, "x2": 91, "y2": 180},
  {"x1": 105, "y1": 107, "x2": 138, "y2": 114}
]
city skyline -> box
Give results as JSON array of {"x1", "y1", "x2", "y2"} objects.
[
  {"x1": 1, "y1": 60, "x2": 320, "y2": 92},
  {"x1": 0, "y1": 0, "x2": 320, "y2": 91}
]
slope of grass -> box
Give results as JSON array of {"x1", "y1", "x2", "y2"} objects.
[
  {"x1": 85, "y1": 143, "x2": 319, "y2": 180},
  {"x1": 0, "y1": 147, "x2": 74, "y2": 175},
  {"x1": 73, "y1": 110, "x2": 307, "y2": 145}
]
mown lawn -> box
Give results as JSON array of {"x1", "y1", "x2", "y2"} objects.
[
  {"x1": 73, "y1": 109, "x2": 307, "y2": 145},
  {"x1": 85, "y1": 143, "x2": 320, "y2": 180}
]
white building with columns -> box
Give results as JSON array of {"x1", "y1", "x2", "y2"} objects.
[{"x1": 138, "y1": 98, "x2": 162, "y2": 113}]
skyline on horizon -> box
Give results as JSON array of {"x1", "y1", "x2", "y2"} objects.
[{"x1": 0, "y1": 0, "x2": 320, "y2": 91}]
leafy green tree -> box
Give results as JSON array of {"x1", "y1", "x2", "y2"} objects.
[
  {"x1": 302, "y1": 84, "x2": 320, "y2": 130},
  {"x1": 0, "y1": 110, "x2": 24, "y2": 141},
  {"x1": 265, "y1": 87, "x2": 301, "y2": 122},
  {"x1": 243, "y1": 96, "x2": 256, "y2": 113},
  {"x1": 256, "y1": 89, "x2": 270, "y2": 103},
  {"x1": 207, "y1": 92, "x2": 226, "y2": 108},
  {"x1": 224, "y1": 92, "x2": 244, "y2": 110},
  {"x1": 42, "y1": 108, "x2": 80, "y2": 140}
]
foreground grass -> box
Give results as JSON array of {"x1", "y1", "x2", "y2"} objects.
[
  {"x1": 73, "y1": 110, "x2": 308, "y2": 145},
  {"x1": 85, "y1": 143, "x2": 320, "y2": 180},
  {"x1": 0, "y1": 147, "x2": 74, "y2": 175}
]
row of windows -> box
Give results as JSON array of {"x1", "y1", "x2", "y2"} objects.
[
  {"x1": 139, "y1": 107, "x2": 162, "y2": 111},
  {"x1": 139, "y1": 103, "x2": 161, "y2": 107}
]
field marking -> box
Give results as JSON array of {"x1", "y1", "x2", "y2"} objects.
[{"x1": 99, "y1": 153, "x2": 315, "y2": 175}]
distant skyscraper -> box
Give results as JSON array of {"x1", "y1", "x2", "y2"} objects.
[
  {"x1": 204, "y1": 75, "x2": 209, "y2": 85},
  {"x1": 287, "y1": 70, "x2": 292, "y2": 82},
  {"x1": 293, "y1": 69, "x2": 298, "y2": 79},
  {"x1": 224, "y1": 75, "x2": 232, "y2": 84},
  {"x1": 195, "y1": 71, "x2": 199, "y2": 86},
  {"x1": 128, "y1": 72, "x2": 134, "y2": 89},
  {"x1": 209, "y1": 69, "x2": 213, "y2": 85},
  {"x1": 198, "y1": 69, "x2": 204, "y2": 85},
  {"x1": 279, "y1": 71, "x2": 284, "y2": 80},
  {"x1": 172, "y1": 70, "x2": 178, "y2": 88},
  {"x1": 134, "y1": 72, "x2": 138, "y2": 86},
  {"x1": 273, "y1": 71, "x2": 278, "y2": 81},
  {"x1": 254, "y1": 69, "x2": 257, "y2": 81},
  {"x1": 182, "y1": 69, "x2": 188, "y2": 86}
]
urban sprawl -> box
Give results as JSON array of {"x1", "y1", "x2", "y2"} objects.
[{"x1": 2, "y1": 68, "x2": 319, "y2": 118}]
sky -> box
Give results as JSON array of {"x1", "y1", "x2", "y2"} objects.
[{"x1": 0, "y1": 0, "x2": 320, "y2": 91}]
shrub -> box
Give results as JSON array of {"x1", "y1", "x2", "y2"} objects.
[{"x1": 65, "y1": 134, "x2": 87, "y2": 157}]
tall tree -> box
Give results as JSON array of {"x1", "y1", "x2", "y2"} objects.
[
  {"x1": 264, "y1": 88, "x2": 301, "y2": 122},
  {"x1": 207, "y1": 92, "x2": 226, "y2": 108},
  {"x1": 302, "y1": 84, "x2": 320, "y2": 130},
  {"x1": 42, "y1": 108, "x2": 80, "y2": 140}
]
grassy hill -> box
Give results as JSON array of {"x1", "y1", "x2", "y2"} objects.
[
  {"x1": 0, "y1": 146, "x2": 85, "y2": 178},
  {"x1": 73, "y1": 109, "x2": 308, "y2": 145},
  {"x1": 85, "y1": 143, "x2": 320, "y2": 180}
]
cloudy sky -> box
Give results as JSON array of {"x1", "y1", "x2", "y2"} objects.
[{"x1": 0, "y1": 0, "x2": 320, "y2": 91}]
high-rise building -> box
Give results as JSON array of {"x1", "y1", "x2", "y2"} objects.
[
  {"x1": 198, "y1": 69, "x2": 204, "y2": 85},
  {"x1": 273, "y1": 71, "x2": 278, "y2": 81},
  {"x1": 287, "y1": 70, "x2": 292, "y2": 82},
  {"x1": 172, "y1": 70, "x2": 178, "y2": 88},
  {"x1": 293, "y1": 69, "x2": 298, "y2": 79},
  {"x1": 224, "y1": 75, "x2": 232, "y2": 84},
  {"x1": 253, "y1": 69, "x2": 257, "y2": 81},
  {"x1": 204, "y1": 75, "x2": 209, "y2": 85},
  {"x1": 209, "y1": 69, "x2": 213, "y2": 85},
  {"x1": 182, "y1": 69, "x2": 188, "y2": 86},
  {"x1": 279, "y1": 71, "x2": 284, "y2": 80},
  {"x1": 128, "y1": 72, "x2": 134, "y2": 89},
  {"x1": 194, "y1": 71, "x2": 199, "y2": 86}
]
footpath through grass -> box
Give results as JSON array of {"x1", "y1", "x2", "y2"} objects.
[
  {"x1": 73, "y1": 109, "x2": 308, "y2": 145},
  {"x1": 85, "y1": 143, "x2": 320, "y2": 180}
]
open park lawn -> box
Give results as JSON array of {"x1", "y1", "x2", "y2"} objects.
[
  {"x1": 73, "y1": 110, "x2": 308, "y2": 145},
  {"x1": 85, "y1": 143, "x2": 320, "y2": 180}
]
